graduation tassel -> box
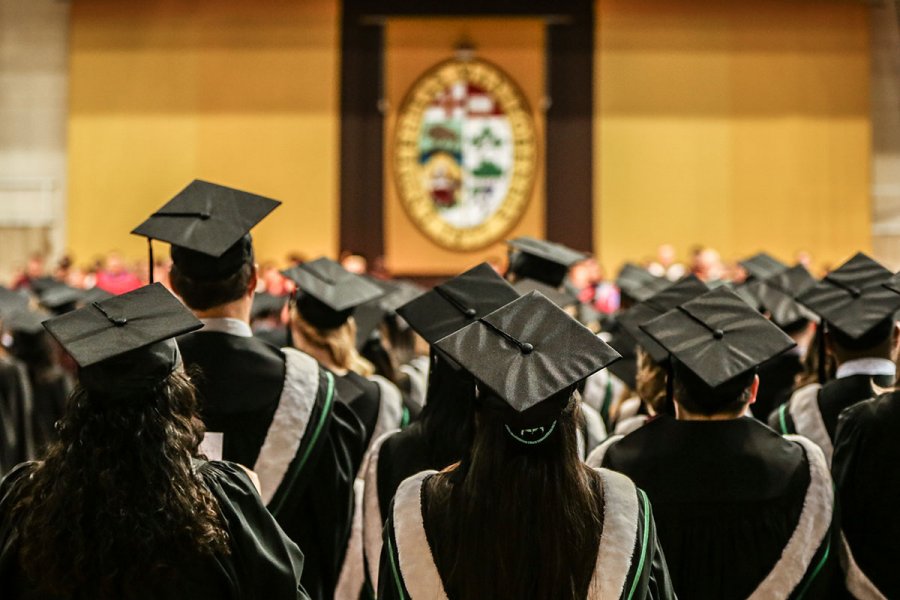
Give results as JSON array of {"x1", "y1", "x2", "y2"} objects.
[
  {"x1": 817, "y1": 321, "x2": 827, "y2": 384},
  {"x1": 147, "y1": 238, "x2": 155, "y2": 284}
]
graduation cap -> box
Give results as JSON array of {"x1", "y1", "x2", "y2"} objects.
[
  {"x1": 42, "y1": 283, "x2": 203, "y2": 397},
  {"x1": 132, "y1": 180, "x2": 281, "y2": 282},
  {"x1": 753, "y1": 264, "x2": 818, "y2": 331},
  {"x1": 512, "y1": 278, "x2": 577, "y2": 309},
  {"x1": 0, "y1": 287, "x2": 30, "y2": 318},
  {"x1": 81, "y1": 287, "x2": 114, "y2": 305},
  {"x1": 2, "y1": 309, "x2": 47, "y2": 336},
  {"x1": 435, "y1": 291, "x2": 620, "y2": 434},
  {"x1": 38, "y1": 284, "x2": 86, "y2": 314},
  {"x1": 281, "y1": 257, "x2": 385, "y2": 330},
  {"x1": 397, "y1": 262, "x2": 520, "y2": 345},
  {"x1": 377, "y1": 280, "x2": 425, "y2": 314},
  {"x1": 640, "y1": 286, "x2": 796, "y2": 390},
  {"x1": 798, "y1": 253, "x2": 900, "y2": 341},
  {"x1": 618, "y1": 275, "x2": 710, "y2": 363},
  {"x1": 740, "y1": 252, "x2": 788, "y2": 281},
  {"x1": 506, "y1": 237, "x2": 587, "y2": 288},
  {"x1": 251, "y1": 292, "x2": 286, "y2": 321},
  {"x1": 605, "y1": 326, "x2": 638, "y2": 389},
  {"x1": 354, "y1": 300, "x2": 388, "y2": 349},
  {"x1": 616, "y1": 263, "x2": 670, "y2": 303},
  {"x1": 728, "y1": 281, "x2": 763, "y2": 311}
]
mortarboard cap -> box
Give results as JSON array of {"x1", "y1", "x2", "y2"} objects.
[
  {"x1": 282, "y1": 257, "x2": 385, "y2": 330},
  {"x1": 354, "y1": 301, "x2": 388, "y2": 350},
  {"x1": 799, "y1": 253, "x2": 900, "y2": 340},
  {"x1": 507, "y1": 237, "x2": 587, "y2": 288},
  {"x1": 605, "y1": 325, "x2": 638, "y2": 389},
  {"x1": 640, "y1": 286, "x2": 796, "y2": 389},
  {"x1": 81, "y1": 287, "x2": 114, "y2": 305},
  {"x1": 397, "y1": 262, "x2": 520, "y2": 345},
  {"x1": 754, "y1": 264, "x2": 818, "y2": 330},
  {"x1": 616, "y1": 263, "x2": 670, "y2": 303},
  {"x1": 618, "y1": 275, "x2": 709, "y2": 363},
  {"x1": 132, "y1": 180, "x2": 281, "y2": 281},
  {"x1": 378, "y1": 279, "x2": 425, "y2": 314},
  {"x1": 251, "y1": 292, "x2": 286, "y2": 321},
  {"x1": 740, "y1": 252, "x2": 788, "y2": 281},
  {"x1": 0, "y1": 287, "x2": 30, "y2": 318},
  {"x1": 39, "y1": 284, "x2": 86, "y2": 314},
  {"x1": 2, "y1": 309, "x2": 47, "y2": 336},
  {"x1": 512, "y1": 278, "x2": 578, "y2": 309},
  {"x1": 42, "y1": 283, "x2": 202, "y2": 397},
  {"x1": 434, "y1": 291, "x2": 620, "y2": 431}
]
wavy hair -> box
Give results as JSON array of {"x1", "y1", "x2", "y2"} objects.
[
  {"x1": 290, "y1": 307, "x2": 375, "y2": 376},
  {"x1": 425, "y1": 393, "x2": 603, "y2": 600},
  {"x1": 10, "y1": 369, "x2": 229, "y2": 598}
]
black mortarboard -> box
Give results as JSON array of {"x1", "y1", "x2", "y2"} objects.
[
  {"x1": 0, "y1": 287, "x2": 30, "y2": 318},
  {"x1": 605, "y1": 326, "x2": 638, "y2": 389},
  {"x1": 435, "y1": 291, "x2": 620, "y2": 430},
  {"x1": 512, "y1": 278, "x2": 577, "y2": 309},
  {"x1": 798, "y1": 253, "x2": 900, "y2": 340},
  {"x1": 640, "y1": 287, "x2": 796, "y2": 389},
  {"x1": 2, "y1": 309, "x2": 46, "y2": 336},
  {"x1": 507, "y1": 237, "x2": 587, "y2": 288},
  {"x1": 282, "y1": 257, "x2": 385, "y2": 330},
  {"x1": 377, "y1": 280, "x2": 425, "y2": 314},
  {"x1": 728, "y1": 281, "x2": 763, "y2": 311},
  {"x1": 740, "y1": 252, "x2": 788, "y2": 281},
  {"x1": 132, "y1": 180, "x2": 281, "y2": 282},
  {"x1": 39, "y1": 284, "x2": 86, "y2": 314},
  {"x1": 397, "y1": 262, "x2": 520, "y2": 345},
  {"x1": 251, "y1": 292, "x2": 286, "y2": 320},
  {"x1": 754, "y1": 264, "x2": 818, "y2": 330},
  {"x1": 81, "y1": 287, "x2": 114, "y2": 305},
  {"x1": 42, "y1": 283, "x2": 203, "y2": 397},
  {"x1": 618, "y1": 275, "x2": 710, "y2": 363},
  {"x1": 354, "y1": 301, "x2": 388, "y2": 349},
  {"x1": 616, "y1": 263, "x2": 670, "y2": 303}
]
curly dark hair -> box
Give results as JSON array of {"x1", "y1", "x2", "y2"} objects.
[{"x1": 11, "y1": 369, "x2": 230, "y2": 598}]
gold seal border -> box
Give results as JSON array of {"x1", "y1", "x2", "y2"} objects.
[{"x1": 392, "y1": 57, "x2": 538, "y2": 252}]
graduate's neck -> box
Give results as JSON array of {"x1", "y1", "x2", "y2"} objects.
[
  {"x1": 193, "y1": 295, "x2": 253, "y2": 324},
  {"x1": 674, "y1": 400, "x2": 751, "y2": 421}
]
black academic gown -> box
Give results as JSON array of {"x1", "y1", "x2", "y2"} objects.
[
  {"x1": 378, "y1": 469, "x2": 673, "y2": 600},
  {"x1": 0, "y1": 356, "x2": 34, "y2": 476},
  {"x1": 178, "y1": 330, "x2": 366, "y2": 600},
  {"x1": 832, "y1": 392, "x2": 900, "y2": 598},
  {"x1": 0, "y1": 460, "x2": 310, "y2": 600},
  {"x1": 754, "y1": 351, "x2": 802, "y2": 422},
  {"x1": 768, "y1": 372, "x2": 893, "y2": 463},
  {"x1": 593, "y1": 416, "x2": 843, "y2": 599}
]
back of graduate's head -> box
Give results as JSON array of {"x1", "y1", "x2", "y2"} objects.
[
  {"x1": 825, "y1": 316, "x2": 897, "y2": 364},
  {"x1": 672, "y1": 358, "x2": 757, "y2": 417},
  {"x1": 169, "y1": 257, "x2": 256, "y2": 312},
  {"x1": 14, "y1": 285, "x2": 229, "y2": 598},
  {"x1": 418, "y1": 349, "x2": 476, "y2": 465}
]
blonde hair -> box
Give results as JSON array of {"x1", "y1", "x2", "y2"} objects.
[{"x1": 290, "y1": 307, "x2": 375, "y2": 376}]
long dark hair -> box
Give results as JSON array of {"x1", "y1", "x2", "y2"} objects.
[
  {"x1": 10, "y1": 370, "x2": 229, "y2": 598},
  {"x1": 425, "y1": 393, "x2": 603, "y2": 600},
  {"x1": 418, "y1": 350, "x2": 476, "y2": 467}
]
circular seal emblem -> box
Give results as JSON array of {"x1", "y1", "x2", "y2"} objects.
[{"x1": 393, "y1": 58, "x2": 538, "y2": 251}]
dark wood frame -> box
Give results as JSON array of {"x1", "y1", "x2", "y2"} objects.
[{"x1": 340, "y1": 0, "x2": 595, "y2": 265}]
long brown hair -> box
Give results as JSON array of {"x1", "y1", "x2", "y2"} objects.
[
  {"x1": 425, "y1": 392, "x2": 603, "y2": 600},
  {"x1": 10, "y1": 370, "x2": 229, "y2": 598}
]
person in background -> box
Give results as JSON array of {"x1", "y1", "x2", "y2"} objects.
[
  {"x1": 0, "y1": 283, "x2": 309, "y2": 600},
  {"x1": 647, "y1": 244, "x2": 686, "y2": 281},
  {"x1": 0, "y1": 289, "x2": 36, "y2": 475},
  {"x1": 589, "y1": 287, "x2": 843, "y2": 599},
  {"x1": 769, "y1": 253, "x2": 900, "y2": 464},
  {"x1": 94, "y1": 252, "x2": 142, "y2": 295},
  {"x1": 831, "y1": 271, "x2": 900, "y2": 597},
  {"x1": 379, "y1": 292, "x2": 672, "y2": 600},
  {"x1": 132, "y1": 180, "x2": 365, "y2": 600}
]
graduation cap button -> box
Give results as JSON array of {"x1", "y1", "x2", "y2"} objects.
[
  {"x1": 464, "y1": 308, "x2": 477, "y2": 318},
  {"x1": 521, "y1": 342, "x2": 534, "y2": 354},
  {"x1": 713, "y1": 329, "x2": 725, "y2": 339}
]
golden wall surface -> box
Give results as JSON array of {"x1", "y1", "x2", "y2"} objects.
[
  {"x1": 596, "y1": 0, "x2": 871, "y2": 273},
  {"x1": 68, "y1": 0, "x2": 341, "y2": 266}
]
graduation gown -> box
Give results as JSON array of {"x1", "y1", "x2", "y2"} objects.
[
  {"x1": 377, "y1": 469, "x2": 673, "y2": 600},
  {"x1": 333, "y1": 372, "x2": 408, "y2": 600},
  {"x1": 832, "y1": 392, "x2": 900, "y2": 598},
  {"x1": 768, "y1": 373, "x2": 893, "y2": 464},
  {"x1": 589, "y1": 416, "x2": 842, "y2": 599},
  {"x1": 0, "y1": 356, "x2": 34, "y2": 476},
  {"x1": 0, "y1": 460, "x2": 310, "y2": 600},
  {"x1": 754, "y1": 351, "x2": 802, "y2": 423},
  {"x1": 178, "y1": 330, "x2": 366, "y2": 600}
]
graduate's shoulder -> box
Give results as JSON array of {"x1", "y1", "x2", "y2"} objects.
[
  {"x1": 177, "y1": 329, "x2": 286, "y2": 365},
  {"x1": 838, "y1": 390, "x2": 900, "y2": 436}
]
